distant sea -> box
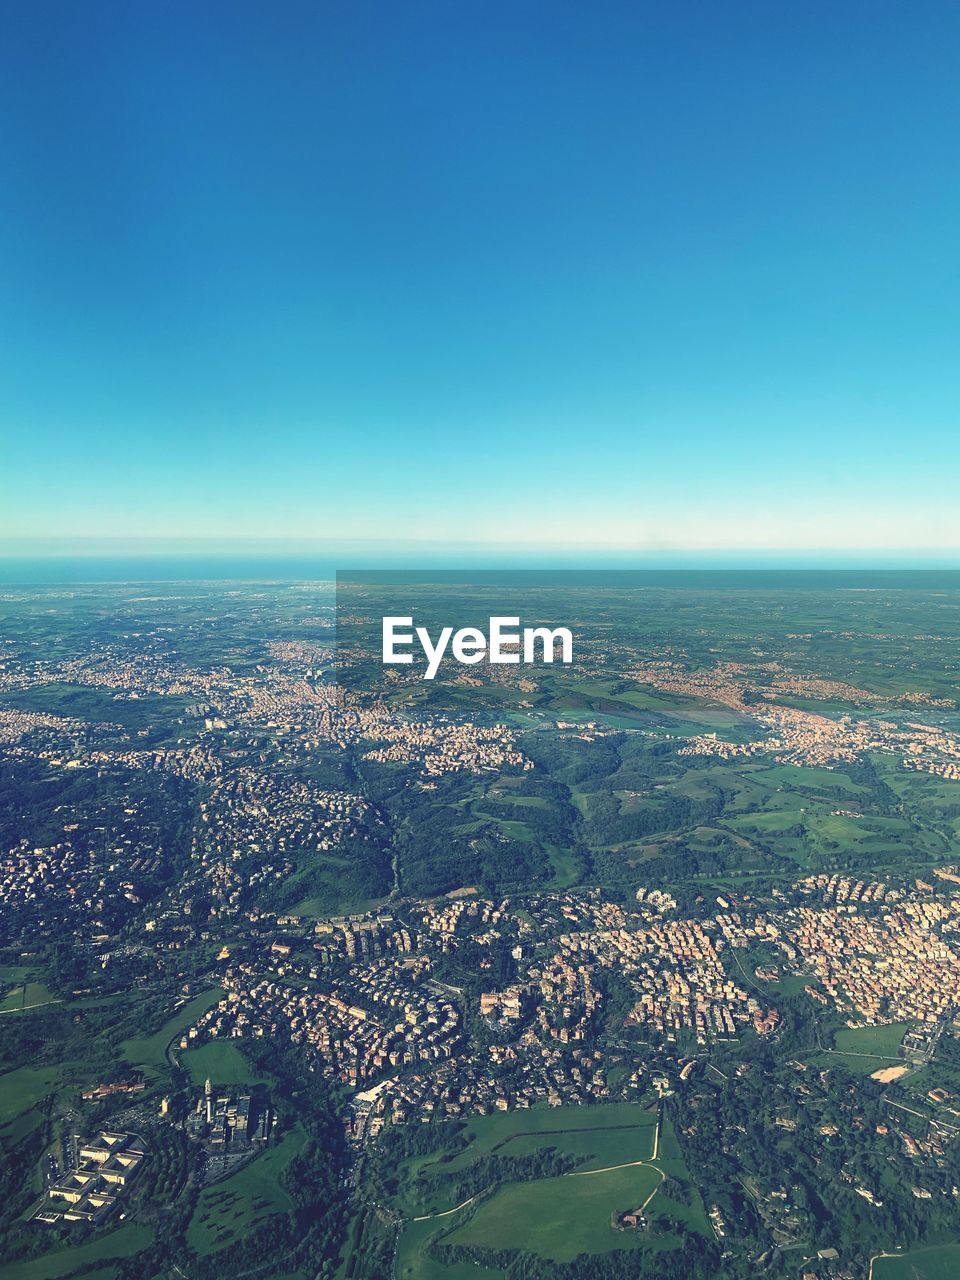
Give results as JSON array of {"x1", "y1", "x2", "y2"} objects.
[
  {"x1": 3, "y1": 556, "x2": 960, "y2": 589},
  {"x1": 0, "y1": 555, "x2": 341, "y2": 585}
]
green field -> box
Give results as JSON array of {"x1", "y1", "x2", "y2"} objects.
[
  {"x1": 447, "y1": 1163, "x2": 663, "y2": 1262},
  {"x1": 874, "y1": 1244, "x2": 960, "y2": 1280},
  {"x1": 0, "y1": 1223, "x2": 152, "y2": 1280},
  {"x1": 829, "y1": 1021, "x2": 910, "y2": 1063},
  {"x1": 544, "y1": 843, "x2": 584, "y2": 887},
  {"x1": 186, "y1": 1125, "x2": 302, "y2": 1255},
  {"x1": 751, "y1": 764, "x2": 869, "y2": 793},
  {"x1": 180, "y1": 1039, "x2": 266, "y2": 1086},
  {"x1": 653, "y1": 1114, "x2": 710, "y2": 1229},
  {"x1": 0, "y1": 1065, "x2": 60, "y2": 1125},
  {"x1": 394, "y1": 1213, "x2": 506, "y2": 1280},
  {"x1": 496, "y1": 1122, "x2": 654, "y2": 1171},
  {"x1": 0, "y1": 1106, "x2": 46, "y2": 1147},
  {"x1": 833, "y1": 1021, "x2": 909, "y2": 1056},
  {"x1": 0, "y1": 980, "x2": 58, "y2": 1014},
  {"x1": 0, "y1": 966, "x2": 32, "y2": 984},
  {"x1": 120, "y1": 987, "x2": 224, "y2": 1075},
  {"x1": 395, "y1": 1102, "x2": 658, "y2": 1217},
  {"x1": 393, "y1": 1107, "x2": 708, "y2": 1276},
  {"x1": 813, "y1": 1021, "x2": 912, "y2": 1076},
  {"x1": 396, "y1": 1216, "x2": 508, "y2": 1280},
  {"x1": 436, "y1": 1101, "x2": 656, "y2": 1172}
]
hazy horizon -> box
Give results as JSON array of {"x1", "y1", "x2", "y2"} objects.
[{"x1": 3, "y1": 538, "x2": 960, "y2": 586}]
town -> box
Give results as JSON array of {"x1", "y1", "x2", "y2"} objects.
[{"x1": 4, "y1": 581, "x2": 960, "y2": 1280}]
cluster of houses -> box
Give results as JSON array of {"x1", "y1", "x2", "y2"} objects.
[{"x1": 185, "y1": 958, "x2": 460, "y2": 1087}]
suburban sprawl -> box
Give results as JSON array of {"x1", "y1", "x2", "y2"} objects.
[{"x1": 4, "y1": 577, "x2": 960, "y2": 1280}]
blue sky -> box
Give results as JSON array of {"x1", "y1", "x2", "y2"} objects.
[{"x1": 1, "y1": 1, "x2": 958, "y2": 558}]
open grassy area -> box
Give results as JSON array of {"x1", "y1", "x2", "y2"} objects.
[
  {"x1": 492, "y1": 1115, "x2": 656, "y2": 1171},
  {"x1": 653, "y1": 1114, "x2": 712, "y2": 1236},
  {"x1": 180, "y1": 1039, "x2": 266, "y2": 1087},
  {"x1": 0, "y1": 1107, "x2": 46, "y2": 1147},
  {"x1": 396, "y1": 1213, "x2": 512, "y2": 1280},
  {"x1": 394, "y1": 1108, "x2": 706, "y2": 1274},
  {"x1": 440, "y1": 1101, "x2": 656, "y2": 1172},
  {"x1": 0, "y1": 964, "x2": 58, "y2": 1015},
  {"x1": 833, "y1": 1022, "x2": 910, "y2": 1058},
  {"x1": 751, "y1": 764, "x2": 869, "y2": 793},
  {"x1": 186, "y1": 1124, "x2": 302, "y2": 1256},
  {"x1": 395, "y1": 1102, "x2": 658, "y2": 1217},
  {"x1": 290, "y1": 887, "x2": 387, "y2": 918},
  {"x1": 874, "y1": 1243, "x2": 960, "y2": 1280},
  {"x1": 447, "y1": 1163, "x2": 663, "y2": 1262},
  {"x1": 0, "y1": 1223, "x2": 153, "y2": 1280},
  {"x1": 810, "y1": 1021, "x2": 913, "y2": 1076},
  {"x1": 396, "y1": 1216, "x2": 508, "y2": 1280},
  {"x1": 544, "y1": 842, "x2": 584, "y2": 888},
  {"x1": 120, "y1": 987, "x2": 224, "y2": 1076},
  {"x1": 0, "y1": 980, "x2": 58, "y2": 1014},
  {"x1": 0, "y1": 1064, "x2": 60, "y2": 1125},
  {"x1": 0, "y1": 965, "x2": 32, "y2": 984}
]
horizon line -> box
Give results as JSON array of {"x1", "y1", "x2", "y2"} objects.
[{"x1": 3, "y1": 537, "x2": 960, "y2": 562}]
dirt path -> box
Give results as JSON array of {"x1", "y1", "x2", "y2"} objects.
[
  {"x1": 410, "y1": 1107, "x2": 664, "y2": 1224},
  {"x1": 566, "y1": 1159, "x2": 665, "y2": 1212},
  {"x1": 566, "y1": 1158, "x2": 657, "y2": 1177},
  {"x1": 411, "y1": 1194, "x2": 479, "y2": 1223}
]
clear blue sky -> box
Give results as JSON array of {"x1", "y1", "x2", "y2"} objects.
[{"x1": 1, "y1": 1, "x2": 958, "y2": 558}]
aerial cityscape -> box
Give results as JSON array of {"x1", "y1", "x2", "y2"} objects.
[
  {"x1": 1, "y1": 577, "x2": 960, "y2": 1280},
  {"x1": 3, "y1": 2, "x2": 960, "y2": 1279}
]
